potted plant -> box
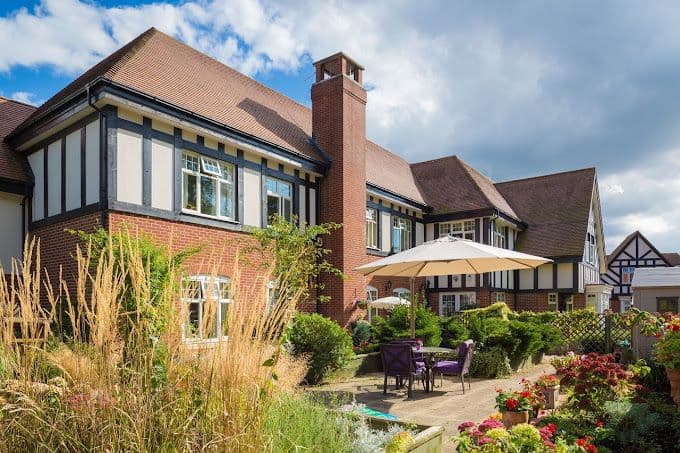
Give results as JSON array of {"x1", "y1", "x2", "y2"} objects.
[
  {"x1": 652, "y1": 314, "x2": 680, "y2": 407},
  {"x1": 495, "y1": 388, "x2": 533, "y2": 427},
  {"x1": 535, "y1": 374, "x2": 560, "y2": 409}
]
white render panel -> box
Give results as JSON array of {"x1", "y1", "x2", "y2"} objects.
[
  {"x1": 437, "y1": 276, "x2": 447, "y2": 288},
  {"x1": 380, "y1": 211, "x2": 391, "y2": 252},
  {"x1": 151, "y1": 139, "x2": 173, "y2": 211},
  {"x1": 65, "y1": 131, "x2": 81, "y2": 211},
  {"x1": 0, "y1": 193, "x2": 23, "y2": 271},
  {"x1": 309, "y1": 188, "x2": 317, "y2": 226},
  {"x1": 28, "y1": 150, "x2": 44, "y2": 221},
  {"x1": 637, "y1": 240, "x2": 651, "y2": 257},
  {"x1": 416, "y1": 222, "x2": 424, "y2": 245},
  {"x1": 47, "y1": 140, "x2": 62, "y2": 216},
  {"x1": 557, "y1": 263, "x2": 573, "y2": 288},
  {"x1": 452, "y1": 274, "x2": 462, "y2": 288},
  {"x1": 85, "y1": 120, "x2": 100, "y2": 205},
  {"x1": 466, "y1": 274, "x2": 476, "y2": 287},
  {"x1": 243, "y1": 168, "x2": 261, "y2": 227},
  {"x1": 519, "y1": 269, "x2": 533, "y2": 290},
  {"x1": 425, "y1": 223, "x2": 434, "y2": 241},
  {"x1": 538, "y1": 264, "x2": 553, "y2": 289},
  {"x1": 299, "y1": 185, "x2": 306, "y2": 225},
  {"x1": 116, "y1": 129, "x2": 143, "y2": 205}
]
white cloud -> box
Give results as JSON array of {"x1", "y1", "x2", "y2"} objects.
[{"x1": 9, "y1": 91, "x2": 44, "y2": 106}]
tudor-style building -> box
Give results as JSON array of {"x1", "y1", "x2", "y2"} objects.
[
  {"x1": 601, "y1": 231, "x2": 680, "y2": 312},
  {"x1": 0, "y1": 28, "x2": 610, "y2": 337}
]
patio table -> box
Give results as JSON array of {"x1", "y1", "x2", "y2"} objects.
[{"x1": 413, "y1": 346, "x2": 455, "y2": 392}]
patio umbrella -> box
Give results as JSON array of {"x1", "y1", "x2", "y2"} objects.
[
  {"x1": 367, "y1": 296, "x2": 410, "y2": 322},
  {"x1": 355, "y1": 236, "x2": 551, "y2": 337}
]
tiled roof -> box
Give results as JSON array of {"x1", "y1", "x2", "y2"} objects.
[
  {"x1": 662, "y1": 253, "x2": 680, "y2": 267},
  {"x1": 410, "y1": 155, "x2": 518, "y2": 218},
  {"x1": 13, "y1": 27, "x2": 427, "y2": 205},
  {"x1": 0, "y1": 97, "x2": 36, "y2": 184},
  {"x1": 14, "y1": 27, "x2": 325, "y2": 163},
  {"x1": 496, "y1": 168, "x2": 596, "y2": 258},
  {"x1": 366, "y1": 141, "x2": 426, "y2": 205}
]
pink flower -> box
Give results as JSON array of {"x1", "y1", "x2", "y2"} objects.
[{"x1": 457, "y1": 421, "x2": 475, "y2": 432}]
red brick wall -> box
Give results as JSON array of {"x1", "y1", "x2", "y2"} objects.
[
  {"x1": 30, "y1": 212, "x2": 103, "y2": 305},
  {"x1": 107, "y1": 211, "x2": 268, "y2": 298},
  {"x1": 313, "y1": 62, "x2": 368, "y2": 327},
  {"x1": 515, "y1": 292, "x2": 549, "y2": 312}
]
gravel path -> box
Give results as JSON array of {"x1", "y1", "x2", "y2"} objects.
[{"x1": 318, "y1": 361, "x2": 555, "y2": 452}]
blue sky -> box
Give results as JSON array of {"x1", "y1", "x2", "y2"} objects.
[{"x1": 2, "y1": 0, "x2": 680, "y2": 253}]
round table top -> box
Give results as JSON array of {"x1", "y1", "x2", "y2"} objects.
[{"x1": 414, "y1": 346, "x2": 455, "y2": 354}]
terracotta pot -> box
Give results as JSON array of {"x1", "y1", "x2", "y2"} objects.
[
  {"x1": 502, "y1": 410, "x2": 529, "y2": 428},
  {"x1": 667, "y1": 368, "x2": 680, "y2": 408},
  {"x1": 540, "y1": 385, "x2": 560, "y2": 410}
]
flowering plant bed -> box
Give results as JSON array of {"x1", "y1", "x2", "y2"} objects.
[{"x1": 495, "y1": 388, "x2": 534, "y2": 413}]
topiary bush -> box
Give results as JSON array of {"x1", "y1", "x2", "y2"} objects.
[
  {"x1": 440, "y1": 317, "x2": 469, "y2": 348},
  {"x1": 381, "y1": 305, "x2": 442, "y2": 346},
  {"x1": 287, "y1": 313, "x2": 354, "y2": 384},
  {"x1": 469, "y1": 346, "x2": 512, "y2": 378},
  {"x1": 351, "y1": 320, "x2": 372, "y2": 347}
]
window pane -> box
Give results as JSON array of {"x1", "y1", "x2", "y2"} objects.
[
  {"x1": 267, "y1": 195, "x2": 280, "y2": 224},
  {"x1": 187, "y1": 302, "x2": 200, "y2": 338},
  {"x1": 220, "y1": 302, "x2": 229, "y2": 336},
  {"x1": 221, "y1": 163, "x2": 234, "y2": 183},
  {"x1": 183, "y1": 173, "x2": 198, "y2": 211},
  {"x1": 220, "y1": 181, "x2": 234, "y2": 218},
  {"x1": 201, "y1": 157, "x2": 222, "y2": 176},
  {"x1": 183, "y1": 153, "x2": 199, "y2": 171},
  {"x1": 279, "y1": 181, "x2": 291, "y2": 198},
  {"x1": 283, "y1": 198, "x2": 292, "y2": 221},
  {"x1": 266, "y1": 178, "x2": 277, "y2": 194},
  {"x1": 200, "y1": 176, "x2": 216, "y2": 216}
]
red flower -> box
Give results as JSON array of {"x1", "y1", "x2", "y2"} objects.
[
  {"x1": 458, "y1": 421, "x2": 475, "y2": 432},
  {"x1": 586, "y1": 445, "x2": 598, "y2": 453},
  {"x1": 577, "y1": 438, "x2": 586, "y2": 446},
  {"x1": 548, "y1": 423, "x2": 556, "y2": 433},
  {"x1": 520, "y1": 391, "x2": 531, "y2": 398},
  {"x1": 506, "y1": 398, "x2": 519, "y2": 411},
  {"x1": 596, "y1": 420, "x2": 604, "y2": 428}
]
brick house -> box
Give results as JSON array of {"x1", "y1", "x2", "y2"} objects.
[
  {"x1": 0, "y1": 28, "x2": 610, "y2": 339},
  {"x1": 601, "y1": 230, "x2": 680, "y2": 312}
]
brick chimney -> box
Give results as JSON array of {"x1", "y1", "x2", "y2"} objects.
[{"x1": 312, "y1": 52, "x2": 367, "y2": 326}]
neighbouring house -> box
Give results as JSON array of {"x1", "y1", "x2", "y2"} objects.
[
  {"x1": 601, "y1": 231, "x2": 680, "y2": 312},
  {"x1": 630, "y1": 267, "x2": 680, "y2": 358},
  {"x1": 0, "y1": 28, "x2": 610, "y2": 340}
]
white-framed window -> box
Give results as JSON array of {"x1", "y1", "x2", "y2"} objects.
[
  {"x1": 266, "y1": 177, "x2": 292, "y2": 224},
  {"x1": 266, "y1": 280, "x2": 278, "y2": 310},
  {"x1": 492, "y1": 222, "x2": 505, "y2": 248},
  {"x1": 393, "y1": 287, "x2": 410, "y2": 299},
  {"x1": 621, "y1": 266, "x2": 635, "y2": 285},
  {"x1": 495, "y1": 292, "x2": 506, "y2": 303},
  {"x1": 182, "y1": 151, "x2": 235, "y2": 220},
  {"x1": 440, "y1": 220, "x2": 475, "y2": 241},
  {"x1": 586, "y1": 233, "x2": 597, "y2": 265},
  {"x1": 565, "y1": 295, "x2": 574, "y2": 312},
  {"x1": 548, "y1": 293, "x2": 558, "y2": 312},
  {"x1": 366, "y1": 285, "x2": 378, "y2": 302},
  {"x1": 620, "y1": 297, "x2": 632, "y2": 313},
  {"x1": 439, "y1": 292, "x2": 476, "y2": 315},
  {"x1": 392, "y1": 217, "x2": 412, "y2": 252},
  {"x1": 181, "y1": 275, "x2": 231, "y2": 341},
  {"x1": 366, "y1": 208, "x2": 378, "y2": 249}
]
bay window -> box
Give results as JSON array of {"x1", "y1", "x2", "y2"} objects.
[
  {"x1": 492, "y1": 222, "x2": 506, "y2": 248},
  {"x1": 440, "y1": 220, "x2": 475, "y2": 241},
  {"x1": 392, "y1": 217, "x2": 412, "y2": 252},
  {"x1": 366, "y1": 208, "x2": 378, "y2": 249},
  {"x1": 181, "y1": 275, "x2": 231, "y2": 340},
  {"x1": 266, "y1": 177, "x2": 292, "y2": 223},
  {"x1": 182, "y1": 152, "x2": 235, "y2": 220}
]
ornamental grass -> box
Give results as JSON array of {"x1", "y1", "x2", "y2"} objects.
[{"x1": 0, "y1": 233, "x2": 320, "y2": 452}]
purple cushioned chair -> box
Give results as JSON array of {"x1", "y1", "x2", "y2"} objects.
[
  {"x1": 389, "y1": 339, "x2": 425, "y2": 369},
  {"x1": 430, "y1": 339, "x2": 475, "y2": 393},
  {"x1": 380, "y1": 343, "x2": 426, "y2": 398}
]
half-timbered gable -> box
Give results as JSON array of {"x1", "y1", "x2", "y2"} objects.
[{"x1": 602, "y1": 231, "x2": 677, "y2": 311}]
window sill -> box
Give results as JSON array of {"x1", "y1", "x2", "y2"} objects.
[
  {"x1": 366, "y1": 248, "x2": 389, "y2": 257},
  {"x1": 181, "y1": 209, "x2": 239, "y2": 225}
]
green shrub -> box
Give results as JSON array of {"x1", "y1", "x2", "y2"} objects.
[
  {"x1": 534, "y1": 322, "x2": 562, "y2": 353},
  {"x1": 262, "y1": 393, "x2": 354, "y2": 452},
  {"x1": 287, "y1": 313, "x2": 354, "y2": 384},
  {"x1": 381, "y1": 305, "x2": 442, "y2": 346},
  {"x1": 507, "y1": 320, "x2": 543, "y2": 362},
  {"x1": 469, "y1": 346, "x2": 512, "y2": 378},
  {"x1": 352, "y1": 320, "x2": 372, "y2": 347},
  {"x1": 439, "y1": 317, "x2": 469, "y2": 348}
]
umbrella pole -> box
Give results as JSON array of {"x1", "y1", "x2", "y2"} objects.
[{"x1": 409, "y1": 276, "x2": 416, "y2": 339}]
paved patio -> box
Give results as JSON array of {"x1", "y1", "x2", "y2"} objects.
[{"x1": 316, "y1": 361, "x2": 555, "y2": 452}]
